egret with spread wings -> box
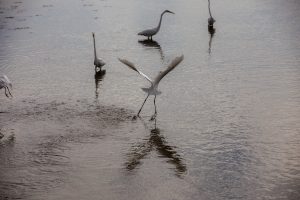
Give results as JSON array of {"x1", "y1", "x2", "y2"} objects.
[
  {"x1": 118, "y1": 55, "x2": 184, "y2": 120},
  {"x1": 0, "y1": 75, "x2": 12, "y2": 98}
]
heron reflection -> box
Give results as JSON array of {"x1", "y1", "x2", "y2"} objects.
[
  {"x1": 208, "y1": 26, "x2": 215, "y2": 54},
  {"x1": 138, "y1": 39, "x2": 164, "y2": 61},
  {"x1": 125, "y1": 119, "x2": 186, "y2": 177},
  {"x1": 94, "y1": 70, "x2": 106, "y2": 99}
]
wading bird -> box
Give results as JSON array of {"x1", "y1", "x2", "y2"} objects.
[
  {"x1": 118, "y1": 55, "x2": 184, "y2": 120},
  {"x1": 92, "y1": 32, "x2": 105, "y2": 73},
  {"x1": 208, "y1": 0, "x2": 216, "y2": 27},
  {"x1": 0, "y1": 75, "x2": 12, "y2": 98},
  {"x1": 138, "y1": 10, "x2": 175, "y2": 40}
]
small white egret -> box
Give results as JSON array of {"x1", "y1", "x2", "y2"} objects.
[
  {"x1": 0, "y1": 75, "x2": 12, "y2": 98},
  {"x1": 92, "y1": 32, "x2": 105, "y2": 72},
  {"x1": 118, "y1": 55, "x2": 184, "y2": 120},
  {"x1": 138, "y1": 10, "x2": 175, "y2": 40},
  {"x1": 208, "y1": 0, "x2": 216, "y2": 27}
]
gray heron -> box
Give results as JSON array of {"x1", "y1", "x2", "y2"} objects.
[
  {"x1": 118, "y1": 55, "x2": 184, "y2": 120},
  {"x1": 0, "y1": 75, "x2": 12, "y2": 98},
  {"x1": 92, "y1": 32, "x2": 105, "y2": 73},
  {"x1": 138, "y1": 10, "x2": 175, "y2": 40}
]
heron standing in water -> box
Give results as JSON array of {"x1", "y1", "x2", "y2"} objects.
[
  {"x1": 138, "y1": 10, "x2": 175, "y2": 40},
  {"x1": 92, "y1": 32, "x2": 106, "y2": 73},
  {"x1": 118, "y1": 55, "x2": 184, "y2": 120},
  {"x1": 208, "y1": 0, "x2": 216, "y2": 27},
  {"x1": 0, "y1": 75, "x2": 12, "y2": 98}
]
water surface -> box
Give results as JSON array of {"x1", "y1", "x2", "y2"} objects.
[{"x1": 0, "y1": 0, "x2": 300, "y2": 199}]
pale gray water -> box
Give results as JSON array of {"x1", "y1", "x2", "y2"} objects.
[{"x1": 0, "y1": 0, "x2": 300, "y2": 199}]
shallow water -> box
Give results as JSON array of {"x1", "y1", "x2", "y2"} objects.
[{"x1": 0, "y1": 0, "x2": 300, "y2": 199}]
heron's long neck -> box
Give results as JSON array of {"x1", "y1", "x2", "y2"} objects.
[
  {"x1": 208, "y1": 0, "x2": 213, "y2": 18},
  {"x1": 156, "y1": 12, "x2": 165, "y2": 32},
  {"x1": 93, "y1": 36, "x2": 97, "y2": 59}
]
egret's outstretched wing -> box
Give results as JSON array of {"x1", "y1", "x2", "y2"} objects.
[
  {"x1": 0, "y1": 79, "x2": 5, "y2": 89},
  {"x1": 118, "y1": 58, "x2": 153, "y2": 83},
  {"x1": 0, "y1": 75, "x2": 12, "y2": 89},
  {"x1": 153, "y1": 55, "x2": 184, "y2": 85}
]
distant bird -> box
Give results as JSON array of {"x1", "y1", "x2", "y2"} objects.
[
  {"x1": 92, "y1": 32, "x2": 105, "y2": 73},
  {"x1": 138, "y1": 10, "x2": 175, "y2": 40},
  {"x1": 208, "y1": 0, "x2": 216, "y2": 27},
  {"x1": 0, "y1": 75, "x2": 12, "y2": 98},
  {"x1": 118, "y1": 55, "x2": 184, "y2": 120}
]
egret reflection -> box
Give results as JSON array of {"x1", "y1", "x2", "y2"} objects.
[
  {"x1": 94, "y1": 70, "x2": 106, "y2": 99},
  {"x1": 138, "y1": 39, "x2": 164, "y2": 61},
  {"x1": 125, "y1": 119, "x2": 187, "y2": 177},
  {"x1": 208, "y1": 26, "x2": 215, "y2": 54}
]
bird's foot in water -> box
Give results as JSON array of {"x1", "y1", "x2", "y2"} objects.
[
  {"x1": 150, "y1": 114, "x2": 157, "y2": 121},
  {"x1": 132, "y1": 115, "x2": 138, "y2": 120}
]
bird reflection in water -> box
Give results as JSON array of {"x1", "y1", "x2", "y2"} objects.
[
  {"x1": 125, "y1": 118, "x2": 186, "y2": 177},
  {"x1": 208, "y1": 26, "x2": 215, "y2": 54},
  {"x1": 94, "y1": 70, "x2": 106, "y2": 100},
  {"x1": 138, "y1": 39, "x2": 164, "y2": 61}
]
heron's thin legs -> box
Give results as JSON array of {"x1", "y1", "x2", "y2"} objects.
[
  {"x1": 4, "y1": 86, "x2": 12, "y2": 98},
  {"x1": 6, "y1": 87, "x2": 12, "y2": 97},
  {"x1": 150, "y1": 95, "x2": 157, "y2": 121},
  {"x1": 4, "y1": 87, "x2": 8, "y2": 98},
  {"x1": 137, "y1": 94, "x2": 149, "y2": 117}
]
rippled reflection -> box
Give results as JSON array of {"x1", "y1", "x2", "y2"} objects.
[
  {"x1": 125, "y1": 119, "x2": 186, "y2": 177},
  {"x1": 94, "y1": 70, "x2": 106, "y2": 100},
  {"x1": 208, "y1": 26, "x2": 215, "y2": 54},
  {"x1": 138, "y1": 39, "x2": 164, "y2": 61}
]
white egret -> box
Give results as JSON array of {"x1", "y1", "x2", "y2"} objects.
[
  {"x1": 118, "y1": 55, "x2": 184, "y2": 120},
  {"x1": 92, "y1": 32, "x2": 105, "y2": 72},
  {"x1": 0, "y1": 75, "x2": 12, "y2": 98},
  {"x1": 208, "y1": 0, "x2": 216, "y2": 27},
  {"x1": 138, "y1": 10, "x2": 175, "y2": 40}
]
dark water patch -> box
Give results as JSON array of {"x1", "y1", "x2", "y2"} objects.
[
  {"x1": 0, "y1": 134, "x2": 70, "y2": 200},
  {"x1": 1, "y1": 99, "x2": 133, "y2": 127},
  {"x1": 5, "y1": 16, "x2": 14, "y2": 19},
  {"x1": 13, "y1": 26, "x2": 30, "y2": 30},
  {"x1": 0, "y1": 99, "x2": 134, "y2": 199}
]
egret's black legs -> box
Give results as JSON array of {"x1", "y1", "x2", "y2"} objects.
[
  {"x1": 150, "y1": 95, "x2": 157, "y2": 121},
  {"x1": 4, "y1": 87, "x2": 8, "y2": 98},
  {"x1": 4, "y1": 86, "x2": 12, "y2": 98},
  {"x1": 135, "y1": 94, "x2": 150, "y2": 118},
  {"x1": 6, "y1": 87, "x2": 12, "y2": 98}
]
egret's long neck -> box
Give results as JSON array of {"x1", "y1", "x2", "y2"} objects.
[
  {"x1": 208, "y1": 0, "x2": 213, "y2": 18},
  {"x1": 93, "y1": 36, "x2": 97, "y2": 59},
  {"x1": 156, "y1": 12, "x2": 166, "y2": 32}
]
